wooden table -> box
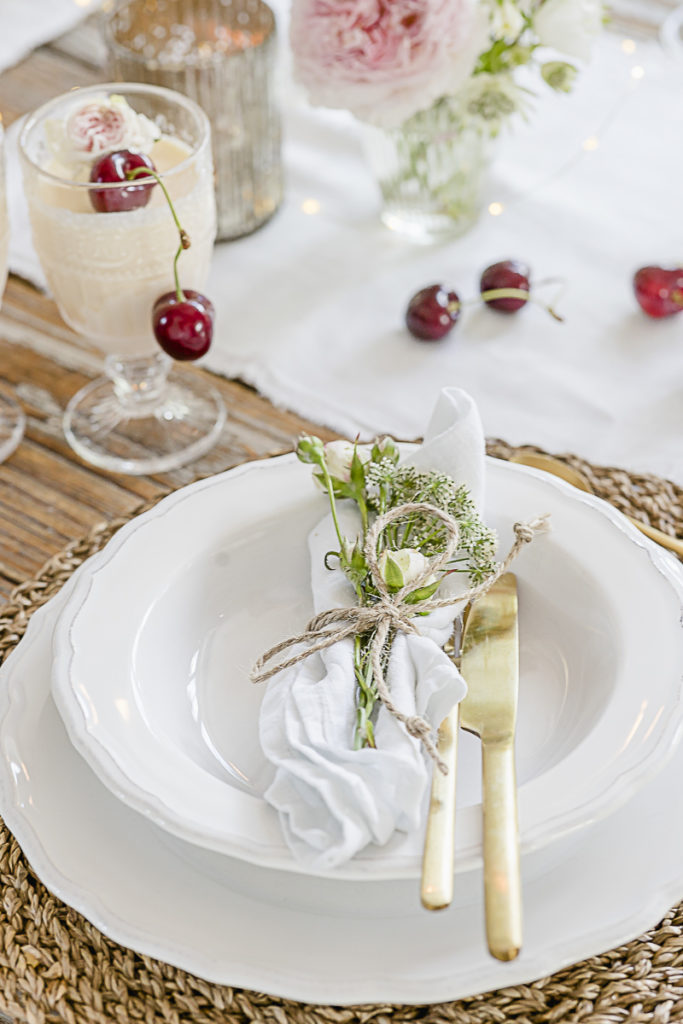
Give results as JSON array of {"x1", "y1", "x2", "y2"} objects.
[
  {"x1": 0, "y1": 0, "x2": 678, "y2": 605},
  {"x1": 0, "y1": 22, "x2": 338, "y2": 605}
]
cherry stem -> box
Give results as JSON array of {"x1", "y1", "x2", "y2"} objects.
[
  {"x1": 448, "y1": 287, "x2": 564, "y2": 323},
  {"x1": 127, "y1": 166, "x2": 189, "y2": 303}
]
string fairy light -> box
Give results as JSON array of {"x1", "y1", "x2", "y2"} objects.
[{"x1": 487, "y1": 42, "x2": 647, "y2": 220}]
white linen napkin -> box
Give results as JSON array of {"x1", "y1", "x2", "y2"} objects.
[
  {"x1": 0, "y1": 0, "x2": 97, "y2": 76},
  {"x1": 258, "y1": 387, "x2": 485, "y2": 870}
]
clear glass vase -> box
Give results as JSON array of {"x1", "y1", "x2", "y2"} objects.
[{"x1": 364, "y1": 99, "x2": 494, "y2": 243}]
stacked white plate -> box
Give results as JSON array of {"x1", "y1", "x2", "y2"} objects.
[{"x1": 1, "y1": 454, "x2": 683, "y2": 1004}]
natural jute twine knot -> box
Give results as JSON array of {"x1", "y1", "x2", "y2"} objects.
[{"x1": 251, "y1": 503, "x2": 549, "y2": 771}]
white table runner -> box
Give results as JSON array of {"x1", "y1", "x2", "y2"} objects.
[
  {"x1": 6, "y1": 18, "x2": 683, "y2": 485},
  {"x1": 0, "y1": 0, "x2": 101, "y2": 76}
]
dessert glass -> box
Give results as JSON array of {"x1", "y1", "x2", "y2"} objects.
[
  {"x1": 19, "y1": 83, "x2": 224, "y2": 475},
  {"x1": 0, "y1": 118, "x2": 26, "y2": 463}
]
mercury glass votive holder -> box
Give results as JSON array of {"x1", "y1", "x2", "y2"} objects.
[{"x1": 105, "y1": 0, "x2": 283, "y2": 241}]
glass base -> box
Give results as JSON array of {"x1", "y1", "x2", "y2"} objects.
[
  {"x1": 380, "y1": 205, "x2": 480, "y2": 244},
  {"x1": 63, "y1": 369, "x2": 226, "y2": 475},
  {"x1": 0, "y1": 391, "x2": 26, "y2": 463}
]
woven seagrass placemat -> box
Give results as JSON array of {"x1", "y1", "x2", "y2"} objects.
[{"x1": 0, "y1": 442, "x2": 682, "y2": 1024}]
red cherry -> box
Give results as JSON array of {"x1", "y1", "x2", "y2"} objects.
[
  {"x1": 405, "y1": 284, "x2": 460, "y2": 341},
  {"x1": 152, "y1": 290, "x2": 215, "y2": 361},
  {"x1": 633, "y1": 265, "x2": 683, "y2": 319},
  {"x1": 89, "y1": 150, "x2": 156, "y2": 213},
  {"x1": 480, "y1": 260, "x2": 531, "y2": 312}
]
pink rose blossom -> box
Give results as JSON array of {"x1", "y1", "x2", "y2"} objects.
[
  {"x1": 290, "y1": 0, "x2": 488, "y2": 128},
  {"x1": 66, "y1": 103, "x2": 127, "y2": 155}
]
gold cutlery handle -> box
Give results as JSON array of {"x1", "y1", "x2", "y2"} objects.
[
  {"x1": 481, "y1": 738, "x2": 522, "y2": 961},
  {"x1": 420, "y1": 704, "x2": 459, "y2": 910},
  {"x1": 628, "y1": 516, "x2": 683, "y2": 558}
]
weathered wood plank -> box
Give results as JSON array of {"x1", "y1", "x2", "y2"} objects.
[
  {"x1": 0, "y1": 48, "x2": 101, "y2": 126},
  {"x1": 0, "y1": 272, "x2": 335, "y2": 600}
]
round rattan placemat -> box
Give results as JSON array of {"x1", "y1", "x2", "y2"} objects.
[{"x1": 0, "y1": 442, "x2": 682, "y2": 1024}]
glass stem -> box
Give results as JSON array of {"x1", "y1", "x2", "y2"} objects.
[{"x1": 104, "y1": 352, "x2": 173, "y2": 416}]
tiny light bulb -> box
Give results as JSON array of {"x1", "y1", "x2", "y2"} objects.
[
  {"x1": 488, "y1": 201, "x2": 504, "y2": 216},
  {"x1": 631, "y1": 65, "x2": 645, "y2": 80},
  {"x1": 301, "y1": 198, "x2": 321, "y2": 215},
  {"x1": 582, "y1": 136, "x2": 600, "y2": 152},
  {"x1": 621, "y1": 39, "x2": 636, "y2": 54}
]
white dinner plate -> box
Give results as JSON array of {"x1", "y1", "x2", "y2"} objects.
[
  {"x1": 51, "y1": 455, "x2": 683, "y2": 878},
  {"x1": 3, "y1": 576, "x2": 683, "y2": 1004}
]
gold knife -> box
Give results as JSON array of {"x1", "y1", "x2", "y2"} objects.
[{"x1": 459, "y1": 572, "x2": 522, "y2": 961}]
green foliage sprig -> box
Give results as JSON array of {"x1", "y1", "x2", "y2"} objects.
[{"x1": 297, "y1": 435, "x2": 497, "y2": 749}]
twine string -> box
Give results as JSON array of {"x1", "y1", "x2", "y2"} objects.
[{"x1": 251, "y1": 503, "x2": 549, "y2": 770}]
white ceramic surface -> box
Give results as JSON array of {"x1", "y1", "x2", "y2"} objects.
[
  {"x1": 50, "y1": 455, "x2": 683, "y2": 878},
  {"x1": 3, "y1": 577, "x2": 683, "y2": 1004}
]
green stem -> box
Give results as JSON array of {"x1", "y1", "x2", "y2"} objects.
[
  {"x1": 127, "y1": 165, "x2": 189, "y2": 303},
  {"x1": 319, "y1": 463, "x2": 346, "y2": 553},
  {"x1": 466, "y1": 287, "x2": 564, "y2": 322}
]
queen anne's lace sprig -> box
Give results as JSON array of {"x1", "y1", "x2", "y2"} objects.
[{"x1": 251, "y1": 502, "x2": 548, "y2": 771}]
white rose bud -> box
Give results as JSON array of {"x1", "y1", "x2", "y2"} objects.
[
  {"x1": 534, "y1": 0, "x2": 602, "y2": 62},
  {"x1": 378, "y1": 548, "x2": 434, "y2": 590},
  {"x1": 323, "y1": 441, "x2": 370, "y2": 482}
]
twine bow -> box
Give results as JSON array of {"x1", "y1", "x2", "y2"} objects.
[{"x1": 251, "y1": 503, "x2": 549, "y2": 771}]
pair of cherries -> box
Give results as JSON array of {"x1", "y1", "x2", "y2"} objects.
[
  {"x1": 406, "y1": 260, "x2": 538, "y2": 341},
  {"x1": 89, "y1": 149, "x2": 214, "y2": 361}
]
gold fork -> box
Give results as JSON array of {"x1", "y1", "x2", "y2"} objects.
[{"x1": 420, "y1": 613, "x2": 466, "y2": 911}]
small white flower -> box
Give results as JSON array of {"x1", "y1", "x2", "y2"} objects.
[
  {"x1": 490, "y1": 0, "x2": 526, "y2": 42},
  {"x1": 44, "y1": 93, "x2": 161, "y2": 172},
  {"x1": 534, "y1": 0, "x2": 602, "y2": 62},
  {"x1": 378, "y1": 547, "x2": 434, "y2": 589},
  {"x1": 323, "y1": 441, "x2": 370, "y2": 483}
]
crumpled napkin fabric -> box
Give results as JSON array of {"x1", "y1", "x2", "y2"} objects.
[{"x1": 258, "y1": 387, "x2": 485, "y2": 869}]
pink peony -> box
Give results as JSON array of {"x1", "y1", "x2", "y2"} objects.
[{"x1": 290, "y1": 0, "x2": 488, "y2": 128}]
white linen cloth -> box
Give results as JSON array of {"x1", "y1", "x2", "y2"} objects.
[
  {"x1": 5, "y1": 24, "x2": 683, "y2": 485},
  {"x1": 0, "y1": 0, "x2": 100, "y2": 76},
  {"x1": 259, "y1": 387, "x2": 483, "y2": 869}
]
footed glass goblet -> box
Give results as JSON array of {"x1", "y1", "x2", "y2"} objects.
[
  {"x1": 0, "y1": 119, "x2": 26, "y2": 463},
  {"x1": 19, "y1": 83, "x2": 224, "y2": 475}
]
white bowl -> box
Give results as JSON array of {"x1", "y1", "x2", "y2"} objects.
[{"x1": 51, "y1": 454, "x2": 683, "y2": 878}]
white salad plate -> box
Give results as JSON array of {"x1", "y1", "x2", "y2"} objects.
[
  {"x1": 3, "y1": 574, "x2": 683, "y2": 1004},
  {"x1": 50, "y1": 455, "x2": 683, "y2": 879}
]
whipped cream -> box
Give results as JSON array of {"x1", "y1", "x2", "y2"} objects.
[{"x1": 44, "y1": 94, "x2": 161, "y2": 179}]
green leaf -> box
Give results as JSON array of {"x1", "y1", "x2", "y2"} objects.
[
  {"x1": 382, "y1": 552, "x2": 405, "y2": 590},
  {"x1": 351, "y1": 542, "x2": 367, "y2": 573},
  {"x1": 330, "y1": 478, "x2": 355, "y2": 499},
  {"x1": 404, "y1": 579, "x2": 441, "y2": 605},
  {"x1": 350, "y1": 447, "x2": 366, "y2": 493}
]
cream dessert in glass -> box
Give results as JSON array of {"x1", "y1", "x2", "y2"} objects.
[
  {"x1": 19, "y1": 84, "x2": 224, "y2": 475},
  {"x1": 0, "y1": 117, "x2": 26, "y2": 464}
]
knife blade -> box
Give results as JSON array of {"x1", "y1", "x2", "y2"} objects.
[{"x1": 459, "y1": 571, "x2": 521, "y2": 961}]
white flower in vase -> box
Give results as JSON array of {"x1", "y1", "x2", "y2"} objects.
[{"x1": 534, "y1": 0, "x2": 604, "y2": 62}]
